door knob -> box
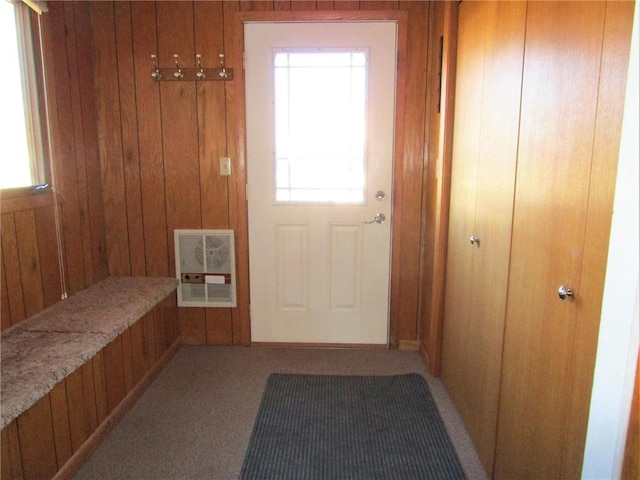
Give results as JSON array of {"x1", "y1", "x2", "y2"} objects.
[
  {"x1": 365, "y1": 213, "x2": 386, "y2": 224},
  {"x1": 558, "y1": 285, "x2": 574, "y2": 301},
  {"x1": 469, "y1": 236, "x2": 480, "y2": 245}
]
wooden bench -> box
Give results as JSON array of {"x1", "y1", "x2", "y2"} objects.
[{"x1": 1, "y1": 276, "x2": 180, "y2": 480}]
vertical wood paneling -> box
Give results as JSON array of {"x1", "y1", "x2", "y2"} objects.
[
  {"x1": 423, "y1": 2, "x2": 458, "y2": 375},
  {"x1": 156, "y1": 1, "x2": 201, "y2": 257},
  {"x1": 17, "y1": 395, "x2": 57, "y2": 480},
  {"x1": 1, "y1": 214, "x2": 26, "y2": 324},
  {"x1": 225, "y1": 0, "x2": 251, "y2": 345},
  {"x1": 35, "y1": 206, "x2": 63, "y2": 307},
  {"x1": 334, "y1": 1, "x2": 360, "y2": 10},
  {"x1": 65, "y1": 370, "x2": 85, "y2": 452},
  {"x1": 93, "y1": 2, "x2": 131, "y2": 277},
  {"x1": 159, "y1": 297, "x2": 172, "y2": 350},
  {"x1": 62, "y1": 3, "x2": 95, "y2": 287},
  {"x1": 163, "y1": 294, "x2": 180, "y2": 349},
  {"x1": 130, "y1": 318, "x2": 148, "y2": 383},
  {"x1": 239, "y1": 1, "x2": 253, "y2": 12},
  {"x1": 418, "y1": 0, "x2": 439, "y2": 356},
  {"x1": 143, "y1": 310, "x2": 158, "y2": 365},
  {"x1": 179, "y1": 308, "x2": 207, "y2": 345},
  {"x1": 274, "y1": 1, "x2": 292, "y2": 10},
  {"x1": 420, "y1": 0, "x2": 444, "y2": 369},
  {"x1": 395, "y1": 1, "x2": 429, "y2": 341},
  {"x1": 291, "y1": 1, "x2": 317, "y2": 10},
  {"x1": 1, "y1": 261, "x2": 11, "y2": 330},
  {"x1": 121, "y1": 327, "x2": 135, "y2": 393},
  {"x1": 1, "y1": 421, "x2": 24, "y2": 480},
  {"x1": 251, "y1": 1, "x2": 275, "y2": 11},
  {"x1": 363, "y1": 1, "x2": 398, "y2": 9},
  {"x1": 206, "y1": 309, "x2": 233, "y2": 345},
  {"x1": 42, "y1": 2, "x2": 88, "y2": 294},
  {"x1": 92, "y1": 350, "x2": 109, "y2": 422},
  {"x1": 153, "y1": 305, "x2": 166, "y2": 358},
  {"x1": 49, "y1": 381, "x2": 73, "y2": 468},
  {"x1": 80, "y1": 361, "x2": 99, "y2": 439},
  {"x1": 103, "y1": 336, "x2": 126, "y2": 413},
  {"x1": 387, "y1": 9, "x2": 409, "y2": 347},
  {"x1": 115, "y1": 2, "x2": 147, "y2": 277},
  {"x1": 65, "y1": 365, "x2": 97, "y2": 453},
  {"x1": 195, "y1": 1, "x2": 229, "y2": 231},
  {"x1": 73, "y1": 2, "x2": 109, "y2": 285},
  {"x1": 14, "y1": 210, "x2": 45, "y2": 317},
  {"x1": 131, "y1": 2, "x2": 170, "y2": 278},
  {"x1": 194, "y1": 1, "x2": 234, "y2": 345},
  {"x1": 156, "y1": 2, "x2": 207, "y2": 343},
  {"x1": 316, "y1": 1, "x2": 334, "y2": 11}
]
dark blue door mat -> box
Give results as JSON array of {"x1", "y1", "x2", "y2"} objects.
[{"x1": 239, "y1": 373, "x2": 466, "y2": 479}]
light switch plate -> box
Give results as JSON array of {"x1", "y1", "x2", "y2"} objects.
[{"x1": 220, "y1": 157, "x2": 232, "y2": 176}]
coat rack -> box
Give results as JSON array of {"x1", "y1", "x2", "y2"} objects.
[{"x1": 151, "y1": 53, "x2": 233, "y2": 81}]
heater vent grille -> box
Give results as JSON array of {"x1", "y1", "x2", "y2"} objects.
[{"x1": 174, "y1": 229, "x2": 237, "y2": 307}]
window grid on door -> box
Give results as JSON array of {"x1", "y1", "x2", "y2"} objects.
[{"x1": 273, "y1": 48, "x2": 369, "y2": 204}]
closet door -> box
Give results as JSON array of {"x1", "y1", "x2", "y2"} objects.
[
  {"x1": 494, "y1": 2, "x2": 633, "y2": 478},
  {"x1": 441, "y1": 2, "x2": 525, "y2": 475}
]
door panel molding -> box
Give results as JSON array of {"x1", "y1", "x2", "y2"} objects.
[
  {"x1": 329, "y1": 224, "x2": 363, "y2": 313},
  {"x1": 276, "y1": 224, "x2": 309, "y2": 312}
]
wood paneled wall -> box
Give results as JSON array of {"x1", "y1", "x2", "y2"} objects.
[
  {"x1": 2, "y1": 1, "x2": 444, "y2": 350},
  {"x1": 85, "y1": 0, "x2": 439, "y2": 347},
  {"x1": 418, "y1": 1, "x2": 457, "y2": 373}
]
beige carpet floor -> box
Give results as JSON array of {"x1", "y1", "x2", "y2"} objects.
[{"x1": 73, "y1": 346, "x2": 488, "y2": 480}]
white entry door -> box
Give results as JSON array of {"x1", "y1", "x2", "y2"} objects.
[{"x1": 245, "y1": 22, "x2": 397, "y2": 345}]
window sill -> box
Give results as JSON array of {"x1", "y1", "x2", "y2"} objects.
[{"x1": 0, "y1": 185, "x2": 59, "y2": 214}]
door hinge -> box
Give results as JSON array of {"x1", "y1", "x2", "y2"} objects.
[
  {"x1": 246, "y1": 183, "x2": 249, "y2": 201},
  {"x1": 243, "y1": 51, "x2": 246, "y2": 70}
]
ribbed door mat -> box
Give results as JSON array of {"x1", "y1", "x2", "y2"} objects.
[{"x1": 239, "y1": 373, "x2": 466, "y2": 479}]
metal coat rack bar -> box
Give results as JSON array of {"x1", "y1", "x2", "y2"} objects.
[{"x1": 151, "y1": 53, "x2": 233, "y2": 81}]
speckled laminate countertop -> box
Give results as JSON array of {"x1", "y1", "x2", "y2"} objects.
[{"x1": 1, "y1": 276, "x2": 179, "y2": 429}]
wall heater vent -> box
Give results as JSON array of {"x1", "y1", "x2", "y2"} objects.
[{"x1": 174, "y1": 229, "x2": 237, "y2": 307}]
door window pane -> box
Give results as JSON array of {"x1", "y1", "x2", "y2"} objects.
[{"x1": 274, "y1": 49, "x2": 368, "y2": 203}]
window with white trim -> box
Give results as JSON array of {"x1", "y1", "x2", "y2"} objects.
[{"x1": 0, "y1": 0, "x2": 47, "y2": 191}]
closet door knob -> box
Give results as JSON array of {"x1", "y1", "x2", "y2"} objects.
[
  {"x1": 469, "y1": 236, "x2": 480, "y2": 245},
  {"x1": 558, "y1": 285, "x2": 574, "y2": 301}
]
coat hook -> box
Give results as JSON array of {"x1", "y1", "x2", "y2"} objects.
[
  {"x1": 196, "y1": 54, "x2": 205, "y2": 79},
  {"x1": 151, "y1": 54, "x2": 161, "y2": 80},
  {"x1": 173, "y1": 54, "x2": 184, "y2": 79},
  {"x1": 219, "y1": 53, "x2": 228, "y2": 79}
]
